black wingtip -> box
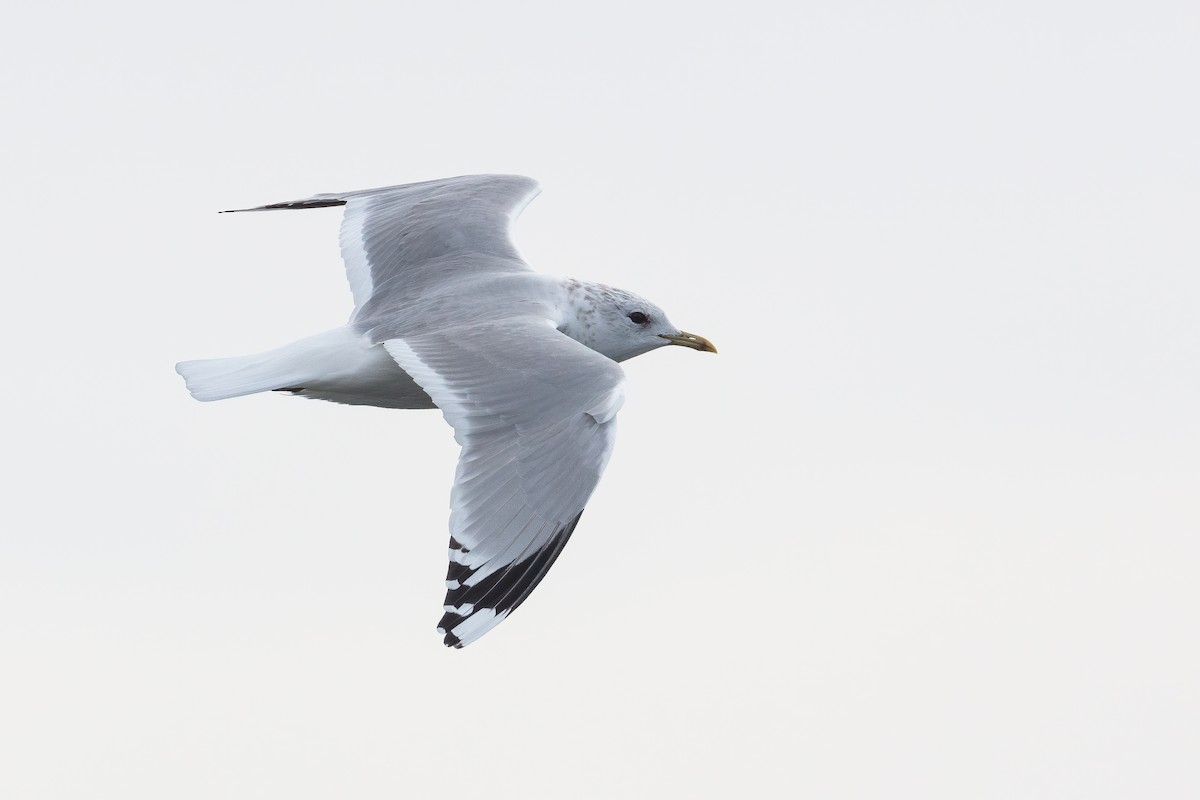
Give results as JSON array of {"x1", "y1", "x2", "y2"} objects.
[
  {"x1": 434, "y1": 510, "x2": 587, "y2": 649},
  {"x1": 438, "y1": 610, "x2": 465, "y2": 633},
  {"x1": 219, "y1": 198, "x2": 348, "y2": 215}
]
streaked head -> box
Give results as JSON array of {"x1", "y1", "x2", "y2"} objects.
[{"x1": 558, "y1": 281, "x2": 717, "y2": 362}]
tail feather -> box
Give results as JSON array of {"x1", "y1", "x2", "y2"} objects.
[
  {"x1": 175, "y1": 350, "x2": 311, "y2": 402},
  {"x1": 176, "y1": 326, "x2": 435, "y2": 408}
]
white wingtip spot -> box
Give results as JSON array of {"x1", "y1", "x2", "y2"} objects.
[{"x1": 447, "y1": 607, "x2": 511, "y2": 647}]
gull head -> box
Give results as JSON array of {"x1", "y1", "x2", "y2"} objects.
[{"x1": 557, "y1": 280, "x2": 717, "y2": 363}]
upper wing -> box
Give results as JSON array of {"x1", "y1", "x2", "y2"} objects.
[
  {"x1": 223, "y1": 174, "x2": 541, "y2": 317},
  {"x1": 384, "y1": 319, "x2": 626, "y2": 648}
]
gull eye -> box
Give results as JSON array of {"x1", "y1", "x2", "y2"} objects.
[{"x1": 628, "y1": 311, "x2": 649, "y2": 325}]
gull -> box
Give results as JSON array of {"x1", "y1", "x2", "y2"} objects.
[{"x1": 176, "y1": 175, "x2": 716, "y2": 648}]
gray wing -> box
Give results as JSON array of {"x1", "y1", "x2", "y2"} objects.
[
  {"x1": 223, "y1": 174, "x2": 541, "y2": 318},
  {"x1": 384, "y1": 318, "x2": 626, "y2": 648}
]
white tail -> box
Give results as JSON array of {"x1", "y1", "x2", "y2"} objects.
[
  {"x1": 175, "y1": 328, "x2": 361, "y2": 402},
  {"x1": 177, "y1": 326, "x2": 437, "y2": 409},
  {"x1": 176, "y1": 349, "x2": 306, "y2": 402}
]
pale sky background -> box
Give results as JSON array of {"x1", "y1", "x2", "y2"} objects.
[{"x1": 2, "y1": 1, "x2": 1197, "y2": 797}]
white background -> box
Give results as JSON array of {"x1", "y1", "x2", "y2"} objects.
[{"x1": 2, "y1": 2, "x2": 1197, "y2": 797}]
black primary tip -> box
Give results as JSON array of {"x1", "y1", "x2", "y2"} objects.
[{"x1": 219, "y1": 198, "x2": 348, "y2": 214}]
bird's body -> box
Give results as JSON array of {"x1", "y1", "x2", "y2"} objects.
[{"x1": 177, "y1": 175, "x2": 714, "y2": 647}]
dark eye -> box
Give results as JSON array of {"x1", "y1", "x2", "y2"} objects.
[{"x1": 628, "y1": 311, "x2": 649, "y2": 325}]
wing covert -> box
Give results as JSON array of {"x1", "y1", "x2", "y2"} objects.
[
  {"x1": 384, "y1": 320, "x2": 625, "y2": 648},
  {"x1": 222, "y1": 174, "x2": 541, "y2": 317}
]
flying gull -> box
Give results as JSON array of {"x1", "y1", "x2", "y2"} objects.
[{"x1": 176, "y1": 175, "x2": 716, "y2": 647}]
